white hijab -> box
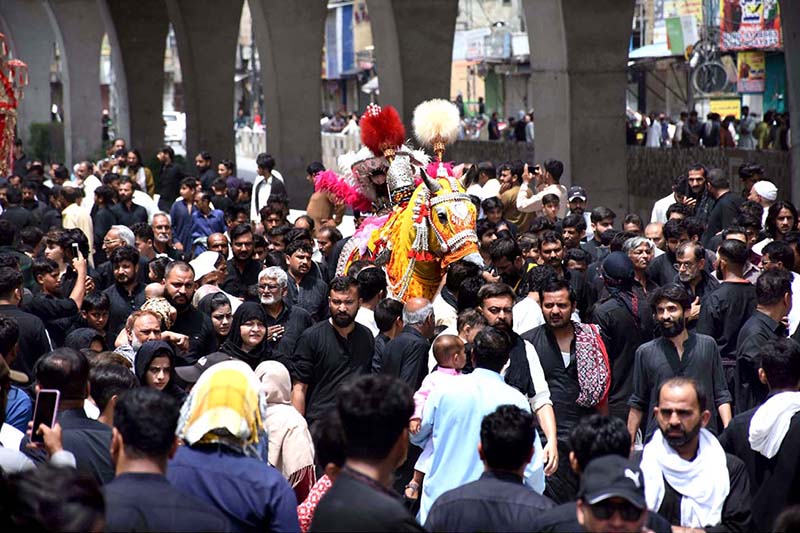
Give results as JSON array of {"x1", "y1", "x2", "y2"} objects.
[{"x1": 749, "y1": 391, "x2": 800, "y2": 458}]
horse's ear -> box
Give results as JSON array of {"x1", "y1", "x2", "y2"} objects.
[{"x1": 420, "y1": 166, "x2": 442, "y2": 192}]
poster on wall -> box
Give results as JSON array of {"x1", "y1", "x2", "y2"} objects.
[
  {"x1": 710, "y1": 98, "x2": 742, "y2": 119},
  {"x1": 720, "y1": 0, "x2": 782, "y2": 50},
  {"x1": 737, "y1": 51, "x2": 766, "y2": 92}
]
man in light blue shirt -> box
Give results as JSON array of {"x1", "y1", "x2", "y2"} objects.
[{"x1": 411, "y1": 326, "x2": 546, "y2": 523}]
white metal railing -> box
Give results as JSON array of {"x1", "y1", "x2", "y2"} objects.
[{"x1": 235, "y1": 128, "x2": 361, "y2": 172}]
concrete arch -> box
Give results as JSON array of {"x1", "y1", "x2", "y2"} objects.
[
  {"x1": 166, "y1": 0, "x2": 243, "y2": 163},
  {"x1": 43, "y1": 0, "x2": 106, "y2": 167},
  {"x1": 100, "y1": 0, "x2": 169, "y2": 161},
  {"x1": 366, "y1": 0, "x2": 459, "y2": 127},
  {"x1": 0, "y1": 0, "x2": 56, "y2": 145},
  {"x1": 249, "y1": 0, "x2": 327, "y2": 206},
  {"x1": 524, "y1": 0, "x2": 635, "y2": 213}
]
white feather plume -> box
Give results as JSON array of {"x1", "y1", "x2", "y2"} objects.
[
  {"x1": 413, "y1": 99, "x2": 461, "y2": 147},
  {"x1": 337, "y1": 146, "x2": 375, "y2": 174}
]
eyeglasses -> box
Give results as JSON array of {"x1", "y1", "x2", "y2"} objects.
[
  {"x1": 589, "y1": 501, "x2": 644, "y2": 521},
  {"x1": 673, "y1": 262, "x2": 696, "y2": 270}
]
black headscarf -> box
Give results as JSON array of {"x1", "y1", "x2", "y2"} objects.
[
  {"x1": 601, "y1": 252, "x2": 640, "y2": 327},
  {"x1": 197, "y1": 292, "x2": 232, "y2": 344},
  {"x1": 64, "y1": 328, "x2": 106, "y2": 352},
  {"x1": 134, "y1": 340, "x2": 187, "y2": 404},
  {"x1": 219, "y1": 302, "x2": 270, "y2": 370}
]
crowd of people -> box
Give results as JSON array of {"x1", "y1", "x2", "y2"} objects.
[
  {"x1": 631, "y1": 107, "x2": 792, "y2": 151},
  {"x1": 0, "y1": 136, "x2": 798, "y2": 532}
]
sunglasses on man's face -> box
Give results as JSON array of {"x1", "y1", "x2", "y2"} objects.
[{"x1": 589, "y1": 501, "x2": 644, "y2": 521}]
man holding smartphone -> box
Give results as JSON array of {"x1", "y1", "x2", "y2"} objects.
[{"x1": 516, "y1": 159, "x2": 568, "y2": 219}]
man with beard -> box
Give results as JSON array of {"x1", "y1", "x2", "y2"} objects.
[
  {"x1": 753, "y1": 200, "x2": 798, "y2": 256},
  {"x1": 538, "y1": 231, "x2": 589, "y2": 317},
  {"x1": 760, "y1": 241, "x2": 800, "y2": 336},
  {"x1": 581, "y1": 207, "x2": 615, "y2": 262},
  {"x1": 639, "y1": 377, "x2": 751, "y2": 531},
  {"x1": 686, "y1": 164, "x2": 715, "y2": 225},
  {"x1": 522, "y1": 278, "x2": 610, "y2": 503},
  {"x1": 195, "y1": 151, "x2": 217, "y2": 191},
  {"x1": 151, "y1": 213, "x2": 183, "y2": 260},
  {"x1": 222, "y1": 223, "x2": 261, "y2": 298},
  {"x1": 673, "y1": 241, "x2": 719, "y2": 329},
  {"x1": 702, "y1": 169, "x2": 742, "y2": 247},
  {"x1": 488, "y1": 239, "x2": 526, "y2": 297},
  {"x1": 285, "y1": 239, "x2": 328, "y2": 321},
  {"x1": 291, "y1": 275, "x2": 373, "y2": 427},
  {"x1": 257, "y1": 266, "x2": 313, "y2": 368},
  {"x1": 115, "y1": 310, "x2": 162, "y2": 364},
  {"x1": 697, "y1": 240, "x2": 756, "y2": 391},
  {"x1": 477, "y1": 283, "x2": 558, "y2": 477},
  {"x1": 162, "y1": 261, "x2": 216, "y2": 365},
  {"x1": 103, "y1": 246, "x2": 146, "y2": 345},
  {"x1": 110, "y1": 177, "x2": 147, "y2": 227},
  {"x1": 627, "y1": 284, "x2": 732, "y2": 444}
]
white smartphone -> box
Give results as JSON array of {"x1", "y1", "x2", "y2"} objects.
[{"x1": 31, "y1": 389, "x2": 60, "y2": 443}]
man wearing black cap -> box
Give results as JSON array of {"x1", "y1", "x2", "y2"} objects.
[
  {"x1": 575, "y1": 456, "x2": 649, "y2": 533},
  {"x1": 566, "y1": 185, "x2": 592, "y2": 233},
  {"x1": 517, "y1": 159, "x2": 567, "y2": 219}
]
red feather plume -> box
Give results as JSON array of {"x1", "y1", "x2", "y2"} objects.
[{"x1": 360, "y1": 104, "x2": 405, "y2": 157}]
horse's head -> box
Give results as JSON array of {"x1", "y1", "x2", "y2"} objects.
[{"x1": 419, "y1": 165, "x2": 483, "y2": 269}]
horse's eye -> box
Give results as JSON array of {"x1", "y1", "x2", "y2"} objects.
[{"x1": 437, "y1": 211, "x2": 447, "y2": 224}]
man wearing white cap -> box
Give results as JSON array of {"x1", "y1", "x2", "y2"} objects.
[{"x1": 748, "y1": 180, "x2": 778, "y2": 228}]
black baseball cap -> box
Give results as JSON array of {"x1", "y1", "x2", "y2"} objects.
[
  {"x1": 568, "y1": 186, "x2": 587, "y2": 201},
  {"x1": 578, "y1": 455, "x2": 646, "y2": 509},
  {"x1": 175, "y1": 352, "x2": 234, "y2": 383}
]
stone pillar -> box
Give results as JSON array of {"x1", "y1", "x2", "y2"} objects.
[
  {"x1": 165, "y1": 0, "x2": 242, "y2": 165},
  {"x1": 366, "y1": 0, "x2": 459, "y2": 127},
  {"x1": 43, "y1": 0, "x2": 105, "y2": 167},
  {"x1": 780, "y1": 0, "x2": 800, "y2": 206},
  {"x1": 523, "y1": 0, "x2": 635, "y2": 214},
  {"x1": 0, "y1": 0, "x2": 55, "y2": 146},
  {"x1": 101, "y1": 0, "x2": 169, "y2": 162},
  {"x1": 249, "y1": 0, "x2": 326, "y2": 207}
]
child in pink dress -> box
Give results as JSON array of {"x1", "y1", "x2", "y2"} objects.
[{"x1": 405, "y1": 334, "x2": 466, "y2": 500}]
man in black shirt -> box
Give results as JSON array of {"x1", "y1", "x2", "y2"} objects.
[
  {"x1": 590, "y1": 252, "x2": 652, "y2": 421},
  {"x1": 372, "y1": 297, "x2": 404, "y2": 374},
  {"x1": 0, "y1": 267, "x2": 51, "y2": 378},
  {"x1": 103, "y1": 246, "x2": 146, "y2": 344},
  {"x1": 110, "y1": 176, "x2": 147, "y2": 227},
  {"x1": 25, "y1": 257, "x2": 87, "y2": 348},
  {"x1": 222, "y1": 223, "x2": 261, "y2": 297},
  {"x1": 285, "y1": 239, "x2": 328, "y2": 321},
  {"x1": 309, "y1": 374, "x2": 423, "y2": 532},
  {"x1": 639, "y1": 377, "x2": 751, "y2": 531},
  {"x1": 523, "y1": 278, "x2": 606, "y2": 503},
  {"x1": 425, "y1": 405, "x2": 555, "y2": 531},
  {"x1": 647, "y1": 218, "x2": 683, "y2": 287},
  {"x1": 581, "y1": 207, "x2": 615, "y2": 263},
  {"x1": 720, "y1": 338, "x2": 800, "y2": 531},
  {"x1": 627, "y1": 284, "x2": 732, "y2": 443},
  {"x1": 25, "y1": 348, "x2": 115, "y2": 485},
  {"x1": 104, "y1": 388, "x2": 229, "y2": 531},
  {"x1": 673, "y1": 241, "x2": 719, "y2": 311},
  {"x1": 702, "y1": 169, "x2": 742, "y2": 247},
  {"x1": 157, "y1": 146, "x2": 184, "y2": 212},
  {"x1": 488, "y1": 238, "x2": 526, "y2": 297},
  {"x1": 162, "y1": 261, "x2": 216, "y2": 365},
  {"x1": 152, "y1": 212, "x2": 184, "y2": 261},
  {"x1": 533, "y1": 415, "x2": 672, "y2": 533},
  {"x1": 195, "y1": 151, "x2": 218, "y2": 191},
  {"x1": 257, "y1": 266, "x2": 314, "y2": 368},
  {"x1": 0, "y1": 186, "x2": 34, "y2": 229},
  {"x1": 734, "y1": 269, "x2": 792, "y2": 412},
  {"x1": 382, "y1": 297, "x2": 434, "y2": 391},
  {"x1": 696, "y1": 239, "x2": 756, "y2": 390},
  {"x1": 291, "y1": 276, "x2": 373, "y2": 427}
]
